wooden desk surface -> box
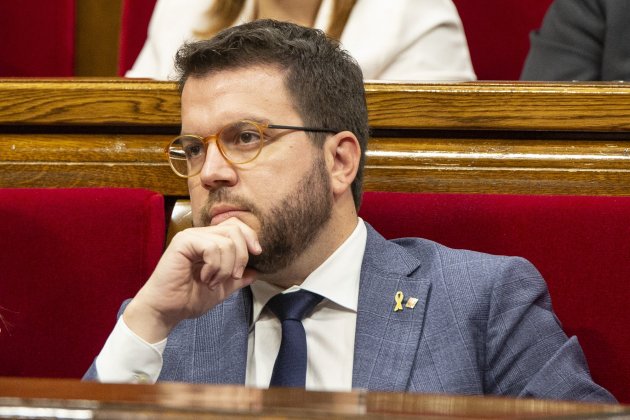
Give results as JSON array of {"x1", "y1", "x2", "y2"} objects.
[{"x1": 0, "y1": 377, "x2": 627, "y2": 419}]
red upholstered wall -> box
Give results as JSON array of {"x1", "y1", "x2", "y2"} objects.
[
  {"x1": 0, "y1": 0, "x2": 76, "y2": 76},
  {"x1": 0, "y1": 188, "x2": 165, "y2": 378},
  {"x1": 452, "y1": 0, "x2": 554, "y2": 80},
  {"x1": 359, "y1": 192, "x2": 630, "y2": 403},
  {"x1": 118, "y1": 0, "x2": 158, "y2": 76}
]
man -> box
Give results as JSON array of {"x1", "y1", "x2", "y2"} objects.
[{"x1": 86, "y1": 19, "x2": 614, "y2": 402}]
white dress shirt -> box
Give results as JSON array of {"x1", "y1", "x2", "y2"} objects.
[
  {"x1": 95, "y1": 219, "x2": 367, "y2": 391},
  {"x1": 126, "y1": 0, "x2": 476, "y2": 81}
]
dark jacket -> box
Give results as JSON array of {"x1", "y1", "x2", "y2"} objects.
[{"x1": 521, "y1": 0, "x2": 630, "y2": 81}]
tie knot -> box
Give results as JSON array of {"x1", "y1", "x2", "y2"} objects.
[{"x1": 266, "y1": 289, "x2": 323, "y2": 322}]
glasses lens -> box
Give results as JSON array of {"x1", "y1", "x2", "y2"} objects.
[
  {"x1": 168, "y1": 135, "x2": 205, "y2": 177},
  {"x1": 219, "y1": 121, "x2": 264, "y2": 164}
]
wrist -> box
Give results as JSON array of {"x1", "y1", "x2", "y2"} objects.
[{"x1": 122, "y1": 297, "x2": 180, "y2": 344}]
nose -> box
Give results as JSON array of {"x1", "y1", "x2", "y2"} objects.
[{"x1": 198, "y1": 142, "x2": 238, "y2": 190}]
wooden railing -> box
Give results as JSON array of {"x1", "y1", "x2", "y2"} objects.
[
  {"x1": 1, "y1": 377, "x2": 628, "y2": 419},
  {"x1": 2, "y1": 79, "x2": 630, "y2": 197}
]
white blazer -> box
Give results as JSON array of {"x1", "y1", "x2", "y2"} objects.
[{"x1": 126, "y1": 0, "x2": 476, "y2": 81}]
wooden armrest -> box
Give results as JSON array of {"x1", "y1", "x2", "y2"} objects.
[{"x1": 166, "y1": 199, "x2": 192, "y2": 246}]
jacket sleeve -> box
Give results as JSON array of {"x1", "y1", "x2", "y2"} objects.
[
  {"x1": 483, "y1": 257, "x2": 616, "y2": 402},
  {"x1": 520, "y1": 0, "x2": 605, "y2": 80},
  {"x1": 82, "y1": 300, "x2": 164, "y2": 383}
]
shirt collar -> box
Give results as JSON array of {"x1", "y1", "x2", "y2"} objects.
[{"x1": 250, "y1": 218, "x2": 367, "y2": 325}]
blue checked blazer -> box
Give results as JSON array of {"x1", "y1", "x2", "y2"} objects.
[{"x1": 87, "y1": 224, "x2": 615, "y2": 402}]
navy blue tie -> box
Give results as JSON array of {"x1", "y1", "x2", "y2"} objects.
[{"x1": 266, "y1": 289, "x2": 324, "y2": 388}]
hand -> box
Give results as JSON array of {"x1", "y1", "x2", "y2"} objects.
[{"x1": 123, "y1": 217, "x2": 262, "y2": 343}]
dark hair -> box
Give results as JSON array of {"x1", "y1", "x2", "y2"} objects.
[{"x1": 174, "y1": 19, "x2": 369, "y2": 209}]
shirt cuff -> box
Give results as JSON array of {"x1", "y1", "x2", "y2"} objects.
[{"x1": 95, "y1": 316, "x2": 166, "y2": 383}]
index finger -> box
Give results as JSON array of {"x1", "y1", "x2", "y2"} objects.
[{"x1": 209, "y1": 216, "x2": 262, "y2": 256}]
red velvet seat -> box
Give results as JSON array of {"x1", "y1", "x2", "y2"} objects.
[
  {"x1": 359, "y1": 192, "x2": 630, "y2": 403},
  {"x1": 0, "y1": 188, "x2": 165, "y2": 378},
  {"x1": 452, "y1": 0, "x2": 554, "y2": 80},
  {"x1": 0, "y1": 0, "x2": 75, "y2": 76}
]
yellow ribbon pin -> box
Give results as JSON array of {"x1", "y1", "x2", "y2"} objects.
[{"x1": 394, "y1": 291, "x2": 404, "y2": 312}]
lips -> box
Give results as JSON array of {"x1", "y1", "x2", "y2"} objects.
[{"x1": 209, "y1": 205, "x2": 249, "y2": 225}]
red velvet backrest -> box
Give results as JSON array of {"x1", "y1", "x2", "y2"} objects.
[
  {"x1": 0, "y1": 0, "x2": 75, "y2": 76},
  {"x1": 452, "y1": 0, "x2": 554, "y2": 80},
  {"x1": 359, "y1": 192, "x2": 630, "y2": 403},
  {"x1": 118, "y1": 0, "x2": 158, "y2": 76},
  {"x1": 0, "y1": 188, "x2": 165, "y2": 378}
]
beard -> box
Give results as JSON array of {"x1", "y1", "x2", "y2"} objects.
[{"x1": 197, "y1": 153, "x2": 333, "y2": 274}]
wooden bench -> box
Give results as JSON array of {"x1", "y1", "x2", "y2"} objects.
[
  {"x1": 2, "y1": 79, "x2": 630, "y2": 198},
  {"x1": 1, "y1": 80, "x2": 630, "y2": 402}
]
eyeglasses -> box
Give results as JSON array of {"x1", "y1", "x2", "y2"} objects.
[{"x1": 166, "y1": 120, "x2": 337, "y2": 178}]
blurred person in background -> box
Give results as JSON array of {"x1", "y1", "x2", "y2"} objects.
[
  {"x1": 521, "y1": 0, "x2": 630, "y2": 81},
  {"x1": 127, "y1": 0, "x2": 476, "y2": 81}
]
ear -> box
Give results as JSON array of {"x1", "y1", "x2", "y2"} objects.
[{"x1": 323, "y1": 131, "x2": 361, "y2": 198}]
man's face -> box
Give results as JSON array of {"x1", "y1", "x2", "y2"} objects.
[{"x1": 181, "y1": 65, "x2": 333, "y2": 274}]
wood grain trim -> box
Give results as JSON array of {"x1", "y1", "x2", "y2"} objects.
[
  {"x1": 0, "y1": 377, "x2": 626, "y2": 418},
  {"x1": 365, "y1": 82, "x2": 630, "y2": 131},
  {"x1": 2, "y1": 136, "x2": 630, "y2": 196},
  {"x1": 2, "y1": 79, "x2": 630, "y2": 196},
  {"x1": 3, "y1": 80, "x2": 630, "y2": 131},
  {"x1": 0, "y1": 80, "x2": 180, "y2": 126}
]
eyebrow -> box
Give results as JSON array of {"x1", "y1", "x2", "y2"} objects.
[{"x1": 180, "y1": 116, "x2": 272, "y2": 136}]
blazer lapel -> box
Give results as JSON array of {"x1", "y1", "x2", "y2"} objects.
[
  {"x1": 189, "y1": 286, "x2": 251, "y2": 384},
  {"x1": 352, "y1": 224, "x2": 431, "y2": 391},
  {"x1": 218, "y1": 286, "x2": 252, "y2": 383}
]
